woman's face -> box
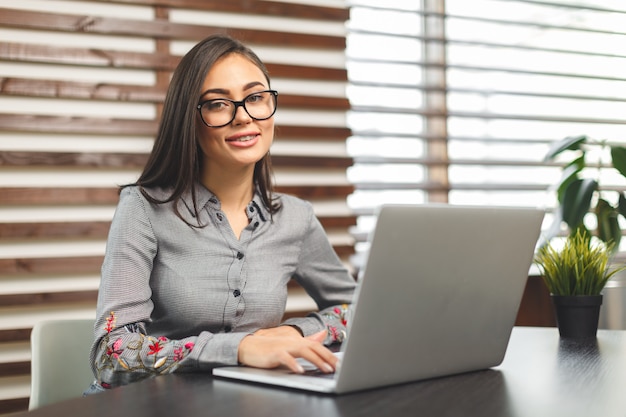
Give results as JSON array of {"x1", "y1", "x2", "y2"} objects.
[{"x1": 196, "y1": 53, "x2": 275, "y2": 174}]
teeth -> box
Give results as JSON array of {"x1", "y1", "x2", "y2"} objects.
[{"x1": 232, "y1": 135, "x2": 255, "y2": 142}]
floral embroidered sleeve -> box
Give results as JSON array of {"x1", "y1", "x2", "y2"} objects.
[
  {"x1": 282, "y1": 304, "x2": 351, "y2": 345},
  {"x1": 321, "y1": 304, "x2": 351, "y2": 344},
  {"x1": 93, "y1": 312, "x2": 198, "y2": 388}
]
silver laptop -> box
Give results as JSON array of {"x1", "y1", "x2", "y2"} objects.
[{"x1": 213, "y1": 204, "x2": 545, "y2": 394}]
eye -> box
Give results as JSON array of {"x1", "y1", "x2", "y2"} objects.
[
  {"x1": 205, "y1": 100, "x2": 231, "y2": 112},
  {"x1": 245, "y1": 93, "x2": 266, "y2": 104}
]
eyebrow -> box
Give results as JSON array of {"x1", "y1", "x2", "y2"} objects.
[{"x1": 199, "y1": 81, "x2": 266, "y2": 99}]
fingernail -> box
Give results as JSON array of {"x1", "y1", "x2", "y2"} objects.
[
  {"x1": 295, "y1": 364, "x2": 305, "y2": 374},
  {"x1": 323, "y1": 363, "x2": 334, "y2": 373}
]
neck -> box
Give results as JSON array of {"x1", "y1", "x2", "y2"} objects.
[{"x1": 202, "y1": 164, "x2": 255, "y2": 210}]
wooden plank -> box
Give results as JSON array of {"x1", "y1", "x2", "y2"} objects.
[
  {"x1": 0, "y1": 41, "x2": 178, "y2": 70},
  {"x1": 0, "y1": 215, "x2": 355, "y2": 239},
  {"x1": 0, "y1": 151, "x2": 148, "y2": 169},
  {"x1": 276, "y1": 185, "x2": 355, "y2": 199},
  {"x1": 0, "y1": 43, "x2": 347, "y2": 80},
  {"x1": 333, "y1": 244, "x2": 355, "y2": 257},
  {"x1": 0, "y1": 291, "x2": 99, "y2": 307},
  {"x1": 0, "y1": 78, "x2": 351, "y2": 110},
  {"x1": 276, "y1": 126, "x2": 351, "y2": 141},
  {"x1": 0, "y1": 187, "x2": 120, "y2": 205},
  {"x1": 0, "y1": 328, "x2": 30, "y2": 343},
  {"x1": 318, "y1": 216, "x2": 357, "y2": 229},
  {"x1": 0, "y1": 9, "x2": 346, "y2": 49},
  {"x1": 0, "y1": 114, "x2": 350, "y2": 139},
  {"x1": 0, "y1": 361, "x2": 29, "y2": 377},
  {"x1": 0, "y1": 256, "x2": 104, "y2": 275},
  {"x1": 0, "y1": 222, "x2": 111, "y2": 239},
  {"x1": 275, "y1": 155, "x2": 354, "y2": 168},
  {"x1": 279, "y1": 94, "x2": 350, "y2": 110},
  {"x1": 0, "y1": 397, "x2": 29, "y2": 415},
  {"x1": 268, "y1": 63, "x2": 347, "y2": 81},
  {"x1": 0, "y1": 114, "x2": 159, "y2": 136},
  {"x1": 0, "y1": 151, "x2": 352, "y2": 169},
  {"x1": 89, "y1": 0, "x2": 350, "y2": 21},
  {"x1": 0, "y1": 77, "x2": 165, "y2": 102},
  {"x1": 0, "y1": 185, "x2": 353, "y2": 205}
]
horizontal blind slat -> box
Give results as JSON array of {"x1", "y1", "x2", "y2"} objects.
[
  {"x1": 0, "y1": 42, "x2": 348, "y2": 79},
  {"x1": 88, "y1": 0, "x2": 350, "y2": 20},
  {"x1": 0, "y1": 152, "x2": 353, "y2": 169},
  {"x1": 0, "y1": 8, "x2": 346, "y2": 48},
  {"x1": 0, "y1": 186, "x2": 354, "y2": 205}
]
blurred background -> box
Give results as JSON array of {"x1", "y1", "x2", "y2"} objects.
[{"x1": 1, "y1": 0, "x2": 625, "y2": 413}]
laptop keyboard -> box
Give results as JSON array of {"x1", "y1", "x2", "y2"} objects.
[{"x1": 302, "y1": 369, "x2": 335, "y2": 379}]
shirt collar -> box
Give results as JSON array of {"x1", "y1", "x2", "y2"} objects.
[
  {"x1": 181, "y1": 183, "x2": 270, "y2": 222},
  {"x1": 180, "y1": 182, "x2": 213, "y2": 218}
]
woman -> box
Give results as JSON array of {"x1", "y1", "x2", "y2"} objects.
[{"x1": 88, "y1": 34, "x2": 356, "y2": 391}]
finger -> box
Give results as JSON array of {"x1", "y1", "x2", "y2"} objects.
[
  {"x1": 295, "y1": 342, "x2": 338, "y2": 373},
  {"x1": 311, "y1": 343, "x2": 339, "y2": 368},
  {"x1": 278, "y1": 352, "x2": 305, "y2": 374},
  {"x1": 301, "y1": 331, "x2": 337, "y2": 372},
  {"x1": 297, "y1": 349, "x2": 335, "y2": 373}
]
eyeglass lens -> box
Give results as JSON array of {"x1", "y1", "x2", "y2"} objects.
[{"x1": 199, "y1": 90, "x2": 277, "y2": 127}]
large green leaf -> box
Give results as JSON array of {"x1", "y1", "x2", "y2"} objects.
[
  {"x1": 596, "y1": 198, "x2": 621, "y2": 247},
  {"x1": 544, "y1": 135, "x2": 587, "y2": 161},
  {"x1": 556, "y1": 155, "x2": 585, "y2": 202},
  {"x1": 610, "y1": 146, "x2": 626, "y2": 178},
  {"x1": 618, "y1": 193, "x2": 626, "y2": 219},
  {"x1": 560, "y1": 178, "x2": 597, "y2": 230}
]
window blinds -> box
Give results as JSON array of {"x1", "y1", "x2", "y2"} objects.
[{"x1": 346, "y1": 0, "x2": 626, "y2": 254}]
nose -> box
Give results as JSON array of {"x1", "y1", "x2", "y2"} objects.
[{"x1": 232, "y1": 102, "x2": 252, "y2": 125}]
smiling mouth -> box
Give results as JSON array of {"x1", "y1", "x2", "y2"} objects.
[{"x1": 227, "y1": 134, "x2": 258, "y2": 142}]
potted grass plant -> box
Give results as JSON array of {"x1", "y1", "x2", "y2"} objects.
[{"x1": 534, "y1": 229, "x2": 626, "y2": 338}]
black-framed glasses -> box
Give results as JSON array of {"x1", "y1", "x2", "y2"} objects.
[{"x1": 196, "y1": 90, "x2": 278, "y2": 128}]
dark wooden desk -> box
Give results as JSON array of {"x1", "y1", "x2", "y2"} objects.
[{"x1": 16, "y1": 327, "x2": 626, "y2": 417}]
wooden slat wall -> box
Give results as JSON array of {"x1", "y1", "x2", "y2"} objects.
[{"x1": 0, "y1": 0, "x2": 353, "y2": 413}]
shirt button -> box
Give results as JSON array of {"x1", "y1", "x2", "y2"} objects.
[
  {"x1": 250, "y1": 205, "x2": 255, "y2": 212},
  {"x1": 233, "y1": 289, "x2": 241, "y2": 297},
  {"x1": 236, "y1": 252, "x2": 244, "y2": 260},
  {"x1": 216, "y1": 213, "x2": 223, "y2": 221},
  {"x1": 253, "y1": 222, "x2": 260, "y2": 228}
]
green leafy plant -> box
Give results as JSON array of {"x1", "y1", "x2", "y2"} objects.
[
  {"x1": 534, "y1": 229, "x2": 626, "y2": 295},
  {"x1": 544, "y1": 135, "x2": 626, "y2": 249}
]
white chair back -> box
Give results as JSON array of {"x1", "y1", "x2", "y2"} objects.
[{"x1": 29, "y1": 318, "x2": 95, "y2": 409}]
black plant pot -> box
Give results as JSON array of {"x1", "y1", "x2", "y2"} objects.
[{"x1": 551, "y1": 294, "x2": 603, "y2": 339}]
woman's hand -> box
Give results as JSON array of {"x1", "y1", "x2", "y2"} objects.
[
  {"x1": 253, "y1": 325, "x2": 302, "y2": 338},
  {"x1": 237, "y1": 329, "x2": 337, "y2": 374}
]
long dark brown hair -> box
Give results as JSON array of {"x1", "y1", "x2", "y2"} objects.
[{"x1": 124, "y1": 34, "x2": 281, "y2": 222}]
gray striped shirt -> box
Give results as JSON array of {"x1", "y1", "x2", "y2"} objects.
[{"x1": 89, "y1": 184, "x2": 356, "y2": 388}]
